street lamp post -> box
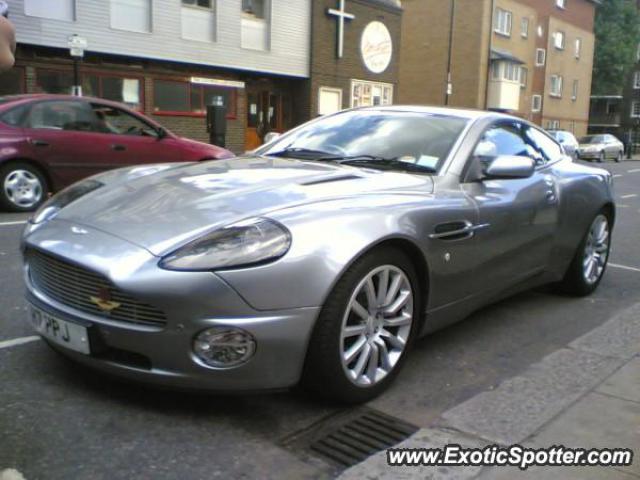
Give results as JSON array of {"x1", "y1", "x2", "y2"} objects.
[{"x1": 67, "y1": 34, "x2": 87, "y2": 96}]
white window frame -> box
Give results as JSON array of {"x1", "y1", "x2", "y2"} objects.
[
  {"x1": 547, "y1": 120, "x2": 560, "y2": 129},
  {"x1": 110, "y1": 0, "x2": 153, "y2": 34},
  {"x1": 350, "y1": 79, "x2": 394, "y2": 108},
  {"x1": 634, "y1": 72, "x2": 640, "y2": 89},
  {"x1": 535, "y1": 48, "x2": 546, "y2": 67},
  {"x1": 575, "y1": 38, "x2": 582, "y2": 59},
  {"x1": 521, "y1": 17, "x2": 529, "y2": 38},
  {"x1": 494, "y1": 8, "x2": 512, "y2": 37},
  {"x1": 572, "y1": 79, "x2": 579, "y2": 101},
  {"x1": 550, "y1": 75, "x2": 563, "y2": 98},
  {"x1": 553, "y1": 31, "x2": 565, "y2": 50},
  {"x1": 318, "y1": 87, "x2": 343, "y2": 116},
  {"x1": 631, "y1": 101, "x2": 640, "y2": 118},
  {"x1": 556, "y1": 0, "x2": 566, "y2": 9},
  {"x1": 24, "y1": 0, "x2": 76, "y2": 21},
  {"x1": 520, "y1": 66, "x2": 528, "y2": 88},
  {"x1": 532, "y1": 95, "x2": 542, "y2": 112}
]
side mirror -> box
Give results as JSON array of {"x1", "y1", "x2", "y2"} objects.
[
  {"x1": 156, "y1": 127, "x2": 167, "y2": 140},
  {"x1": 483, "y1": 155, "x2": 535, "y2": 179},
  {"x1": 263, "y1": 132, "x2": 281, "y2": 144}
]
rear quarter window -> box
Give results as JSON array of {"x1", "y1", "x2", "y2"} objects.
[{"x1": 0, "y1": 104, "x2": 30, "y2": 127}]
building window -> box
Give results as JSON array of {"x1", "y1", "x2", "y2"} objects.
[
  {"x1": 110, "y1": 0, "x2": 152, "y2": 33},
  {"x1": 318, "y1": 87, "x2": 343, "y2": 116},
  {"x1": 24, "y1": 0, "x2": 75, "y2": 21},
  {"x1": 181, "y1": 0, "x2": 215, "y2": 42},
  {"x1": 550, "y1": 75, "x2": 563, "y2": 97},
  {"x1": 521, "y1": 17, "x2": 529, "y2": 38},
  {"x1": 634, "y1": 72, "x2": 640, "y2": 89},
  {"x1": 35, "y1": 69, "x2": 74, "y2": 95},
  {"x1": 575, "y1": 38, "x2": 582, "y2": 59},
  {"x1": 0, "y1": 68, "x2": 25, "y2": 96},
  {"x1": 553, "y1": 31, "x2": 565, "y2": 50},
  {"x1": 537, "y1": 25, "x2": 544, "y2": 38},
  {"x1": 351, "y1": 80, "x2": 393, "y2": 108},
  {"x1": 494, "y1": 8, "x2": 512, "y2": 37},
  {"x1": 547, "y1": 120, "x2": 560, "y2": 129},
  {"x1": 556, "y1": 0, "x2": 566, "y2": 9},
  {"x1": 631, "y1": 101, "x2": 640, "y2": 118},
  {"x1": 572, "y1": 80, "x2": 578, "y2": 101},
  {"x1": 535, "y1": 48, "x2": 546, "y2": 66},
  {"x1": 520, "y1": 67, "x2": 528, "y2": 88},
  {"x1": 153, "y1": 79, "x2": 237, "y2": 118},
  {"x1": 83, "y1": 74, "x2": 143, "y2": 110},
  {"x1": 532, "y1": 95, "x2": 542, "y2": 112},
  {"x1": 241, "y1": 0, "x2": 270, "y2": 50}
]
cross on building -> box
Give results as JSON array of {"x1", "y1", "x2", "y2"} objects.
[{"x1": 327, "y1": 0, "x2": 355, "y2": 59}]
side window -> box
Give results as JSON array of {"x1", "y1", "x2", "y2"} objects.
[
  {"x1": 474, "y1": 123, "x2": 530, "y2": 159},
  {"x1": 523, "y1": 126, "x2": 563, "y2": 164},
  {"x1": 90, "y1": 104, "x2": 157, "y2": 137},
  {"x1": 0, "y1": 104, "x2": 30, "y2": 127},
  {"x1": 26, "y1": 101, "x2": 98, "y2": 132}
]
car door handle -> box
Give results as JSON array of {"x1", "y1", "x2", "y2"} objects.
[
  {"x1": 429, "y1": 221, "x2": 490, "y2": 240},
  {"x1": 30, "y1": 139, "x2": 49, "y2": 147},
  {"x1": 111, "y1": 144, "x2": 127, "y2": 151}
]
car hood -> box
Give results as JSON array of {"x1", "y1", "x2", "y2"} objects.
[{"x1": 55, "y1": 156, "x2": 434, "y2": 256}]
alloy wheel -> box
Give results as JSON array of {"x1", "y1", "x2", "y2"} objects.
[
  {"x1": 340, "y1": 265, "x2": 414, "y2": 387},
  {"x1": 583, "y1": 214, "x2": 610, "y2": 285},
  {"x1": 3, "y1": 169, "x2": 43, "y2": 209}
]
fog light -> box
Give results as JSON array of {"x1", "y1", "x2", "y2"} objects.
[{"x1": 193, "y1": 327, "x2": 256, "y2": 368}]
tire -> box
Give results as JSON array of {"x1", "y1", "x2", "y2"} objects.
[
  {"x1": 302, "y1": 247, "x2": 422, "y2": 403},
  {"x1": 597, "y1": 151, "x2": 605, "y2": 163},
  {"x1": 555, "y1": 212, "x2": 611, "y2": 296},
  {"x1": 0, "y1": 162, "x2": 49, "y2": 212},
  {"x1": 615, "y1": 151, "x2": 623, "y2": 163}
]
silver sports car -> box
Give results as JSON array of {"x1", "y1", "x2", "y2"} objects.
[{"x1": 22, "y1": 107, "x2": 615, "y2": 403}]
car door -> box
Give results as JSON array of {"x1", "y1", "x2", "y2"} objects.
[
  {"x1": 88, "y1": 102, "x2": 181, "y2": 165},
  {"x1": 21, "y1": 99, "x2": 116, "y2": 189},
  {"x1": 461, "y1": 120, "x2": 560, "y2": 295}
]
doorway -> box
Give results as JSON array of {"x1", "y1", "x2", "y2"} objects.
[{"x1": 245, "y1": 90, "x2": 289, "y2": 151}]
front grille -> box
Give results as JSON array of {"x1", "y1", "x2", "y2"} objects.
[{"x1": 27, "y1": 249, "x2": 167, "y2": 327}]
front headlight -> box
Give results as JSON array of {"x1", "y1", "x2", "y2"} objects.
[
  {"x1": 159, "y1": 217, "x2": 291, "y2": 271},
  {"x1": 31, "y1": 179, "x2": 103, "y2": 224}
]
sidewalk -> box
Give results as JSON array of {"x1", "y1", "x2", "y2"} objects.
[{"x1": 340, "y1": 303, "x2": 640, "y2": 480}]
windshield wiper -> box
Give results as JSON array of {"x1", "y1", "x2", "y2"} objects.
[
  {"x1": 267, "y1": 147, "x2": 336, "y2": 159},
  {"x1": 319, "y1": 155, "x2": 438, "y2": 174}
]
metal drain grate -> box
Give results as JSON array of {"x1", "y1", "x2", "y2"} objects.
[{"x1": 282, "y1": 408, "x2": 418, "y2": 470}]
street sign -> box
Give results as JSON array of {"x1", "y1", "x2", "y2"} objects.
[{"x1": 68, "y1": 34, "x2": 87, "y2": 58}]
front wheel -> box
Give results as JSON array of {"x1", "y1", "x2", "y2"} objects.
[
  {"x1": 597, "y1": 151, "x2": 605, "y2": 163},
  {"x1": 302, "y1": 247, "x2": 421, "y2": 403},
  {"x1": 0, "y1": 162, "x2": 49, "y2": 212},
  {"x1": 556, "y1": 213, "x2": 611, "y2": 296},
  {"x1": 615, "y1": 151, "x2": 623, "y2": 163}
]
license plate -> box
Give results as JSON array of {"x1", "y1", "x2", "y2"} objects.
[{"x1": 29, "y1": 304, "x2": 91, "y2": 355}]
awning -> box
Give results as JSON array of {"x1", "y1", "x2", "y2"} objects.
[{"x1": 490, "y1": 49, "x2": 525, "y2": 65}]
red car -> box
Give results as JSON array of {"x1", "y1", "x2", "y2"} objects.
[{"x1": 0, "y1": 94, "x2": 233, "y2": 211}]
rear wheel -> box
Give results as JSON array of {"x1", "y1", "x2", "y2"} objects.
[
  {"x1": 302, "y1": 247, "x2": 421, "y2": 403},
  {"x1": 556, "y1": 212, "x2": 611, "y2": 296},
  {"x1": 0, "y1": 162, "x2": 48, "y2": 212}
]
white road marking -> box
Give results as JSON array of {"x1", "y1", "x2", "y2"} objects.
[
  {"x1": 609, "y1": 263, "x2": 640, "y2": 273},
  {"x1": 613, "y1": 174, "x2": 623, "y2": 178},
  {"x1": 627, "y1": 168, "x2": 640, "y2": 173},
  {"x1": 0, "y1": 336, "x2": 40, "y2": 350},
  {"x1": 620, "y1": 194, "x2": 638, "y2": 199},
  {"x1": 0, "y1": 220, "x2": 27, "y2": 227}
]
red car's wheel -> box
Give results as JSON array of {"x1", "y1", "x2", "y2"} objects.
[{"x1": 0, "y1": 162, "x2": 49, "y2": 212}]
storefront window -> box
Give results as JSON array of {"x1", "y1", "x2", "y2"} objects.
[
  {"x1": 153, "y1": 79, "x2": 236, "y2": 117},
  {"x1": 351, "y1": 80, "x2": 394, "y2": 108},
  {"x1": 0, "y1": 68, "x2": 25, "y2": 96},
  {"x1": 36, "y1": 70, "x2": 74, "y2": 95}
]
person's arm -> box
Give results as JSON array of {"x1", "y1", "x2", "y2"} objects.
[{"x1": 0, "y1": 2, "x2": 16, "y2": 72}]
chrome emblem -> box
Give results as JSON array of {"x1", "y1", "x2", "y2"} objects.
[{"x1": 89, "y1": 287, "x2": 121, "y2": 312}]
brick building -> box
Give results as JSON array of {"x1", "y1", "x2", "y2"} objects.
[
  {"x1": 303, "y1": 0, "x2": 402, "y2": 118},
  {"x1": 0, "y1": 0, "x2": 312, "y2": 154},
  {"x1": 399, "y1": 0, "x2": 598, "y2": 137}
]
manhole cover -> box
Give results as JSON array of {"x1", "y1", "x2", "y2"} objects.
[{"x1": 282, "y1": 408, "x2": 418, "y2": 471}]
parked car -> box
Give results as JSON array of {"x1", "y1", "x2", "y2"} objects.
[
  {"x1": 577, "y1": 134, "x2": 624, "y2": 163},
  {"x1": 548, "y1": 130, "x2": 579, "y2": 159},
  {"x1": 23, "y1": 107, "x2": 615, "y2": 403},
  {"x1": 0, "y1": 94, "x2": 233, "y2": 212}
]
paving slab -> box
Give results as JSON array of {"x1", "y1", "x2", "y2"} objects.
[
  {"x1": 440, "y1": 348, "x2": 623, "y2": 445},
  {"x1": 596, "y1": 357, "x2": 640, "y2": 403}
]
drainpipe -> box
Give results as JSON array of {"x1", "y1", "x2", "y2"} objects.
[
  {"x1": 484, "y1": 0, "x2": 495, "y2": 109},
  {"x1": 445, "y1": 0, "x2": 456, "y2": 105}
]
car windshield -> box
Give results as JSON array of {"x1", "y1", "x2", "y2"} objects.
[
  {"x1": 580, "y1": 136, "x2": 600, "y2": 144},
  {"x1": 257, "y1": 110, "x2": 469, "y2": 174}
]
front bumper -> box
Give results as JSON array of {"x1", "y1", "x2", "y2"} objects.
[
  {"x1": 22, "y1": 219, "x2": 319, "y2": 391},
  {"x1": 577, "y1": 150, "x2": 601, "y2": 159}
]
